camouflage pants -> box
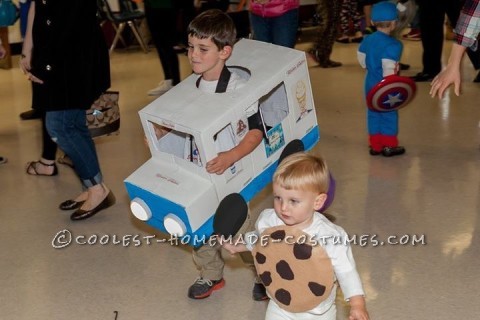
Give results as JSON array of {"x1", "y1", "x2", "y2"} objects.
[{"x1": 312, "y1": 0, "x2": 341, "y2": 63}]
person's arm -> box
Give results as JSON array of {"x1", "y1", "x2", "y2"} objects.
[
  {"x1": 429, "y1": 43, "x2": 466, "y2": 98},
  {"x1": 19, "y1": 1, "x2": 43, "y2": 84},
  {"x1": 206, "y1": 128, "x2": 263, "y2": 175},
  {"x1": 222, "y1": 239, "x2": 248, "y2": 254},
  {"x1": 348, "y1": 295, "x2": 370, "y2": 320},
  {"x1": 430, "y1": 0, "x2": 480, "y2": 98},
  {"x1": 0, "y1": 39, "x2": 5, "y2": 59}
]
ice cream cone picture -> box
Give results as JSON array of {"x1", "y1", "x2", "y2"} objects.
[{"x1": 294, "y1": 80, "x2": 311, "y2": 122}]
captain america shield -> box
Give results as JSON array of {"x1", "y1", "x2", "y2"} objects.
[{"x1": 366, "y1": 75, "x2": 416, "y2": 112}]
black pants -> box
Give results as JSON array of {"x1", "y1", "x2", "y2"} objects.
[
  {"x1": 144, "y1": 6, "x2": 181, "y2": 85},
  {"x1": 418, "y1": 0, "x2": 480, "y2": 75},
  {"x1": 313, "y1": 0, "x2": 341, "y2": 63},
  {"x1": 40, "y1": 111, "x2": 58, "y2": 161}
]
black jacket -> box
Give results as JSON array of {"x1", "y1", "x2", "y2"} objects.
[{"x1": 31, "y1": 0, "x2": 110, "y2": 110}]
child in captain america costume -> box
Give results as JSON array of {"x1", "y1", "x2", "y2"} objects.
[{"x1": 357, "y1": 1, "x2": 406, "y2": 157}]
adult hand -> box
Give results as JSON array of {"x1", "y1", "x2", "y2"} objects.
[
  {"x1": 430, "y1": 66, "x2": 461, "y2": 99},
  {"x1": 0, "y1": 44, "x2": 5, "y2": 59},
  {"x1": 430, "y1": 42, "x2": 467, "y2": 99},
  {"x1": 19, "y1": 52, "x2": 44, "y2": 84}
]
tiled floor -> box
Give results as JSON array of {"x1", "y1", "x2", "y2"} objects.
[{"x1": 1, "y1": 34, "x2": 479, "y2": 320}]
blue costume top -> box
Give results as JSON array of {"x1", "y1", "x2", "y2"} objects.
[{"x1": 358, "y1": 31, "x2": 403, "y2": 94}]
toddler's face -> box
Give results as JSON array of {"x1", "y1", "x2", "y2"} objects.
[
  {"x1": 272, "y1": 182, "x2": 326, "y2": 230},
  {"x1": 187, "y1": 35, "x2": 230, "y2": 81}
]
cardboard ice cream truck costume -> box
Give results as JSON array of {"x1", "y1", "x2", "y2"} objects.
[{"x1": 124, "y1": 39, "x2": 319, "y2": 246}]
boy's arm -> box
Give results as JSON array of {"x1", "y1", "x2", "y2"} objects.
[
  {"x1": 357, "y1": 51, "x2": 366, "y2": 69},
  {"x1": 222, "y1": 240, "x2": 248, "y2": 254},
  {"x1": 206, "y1": 128, "x2": 263, "y2": 175},
  {"x1": 381, "y1": 42, "x2": 402, "y2": 77},
  {"x1": 348, "y1": 295, "x2": 370, "y2": 320}
]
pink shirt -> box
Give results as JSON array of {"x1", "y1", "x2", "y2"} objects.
[{"x1": 250, "y1": 0, "x2": 300, "y2": 18}]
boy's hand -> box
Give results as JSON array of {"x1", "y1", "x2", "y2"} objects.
[
  {"x1": 348, "y1": 296, "x2": 370, "y2": 320},
  {"x1": 349, "y1": 307, "x2": 370, "y2": 320},
  {"x1": 206, "y1": 151, "x2": 235, "y2": 175},
  {"x1": 222, "y1": 242, "x2": 238, "y2": 255}
]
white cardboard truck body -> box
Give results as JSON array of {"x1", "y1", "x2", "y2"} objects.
[{"x1": 124, "y1": 39, "x2": 319, "y2": 246}]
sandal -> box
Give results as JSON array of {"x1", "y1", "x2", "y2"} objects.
[
  {"x1": 26, "y1": 160, "x2": 58, "y2": 176},
  {"x1": 57, "y1": 154, "x2": 74, "y2": 168}
]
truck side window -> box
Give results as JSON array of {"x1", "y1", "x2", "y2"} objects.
[{"x1": 258, "y1": 82, "x2": 289, "y2": 127}]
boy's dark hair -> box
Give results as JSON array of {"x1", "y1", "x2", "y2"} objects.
[{"x1": 187, "y1": 9, "x2": 237, "y2": 50}]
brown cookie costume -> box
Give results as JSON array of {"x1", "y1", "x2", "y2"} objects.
[
  {"x1": 252, "y1": 225, "x2": 334, "y2": 313},
  {"x1": 247, "y1": 209, "x2": 366, "y2": 318}
]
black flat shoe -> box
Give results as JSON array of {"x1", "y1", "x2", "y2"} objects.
[
  {"x1": 59, "y1": 199, "x2": 85, "y2": 210},
  {"x1": 382, "y1": 146, "x2": 406, "y2": 157},
  {"x1": 410, "y1": 72, "x2": 436, "y2": 82},
  {"x1": 70, "y1": 191, "x2": 115, "y2": 221},
  {"x1": 369, "y1": 148, "x2": 381, "y2": 156},
  {"x1": 474, "y1": 70, "x2": 480, "y2": 83},
  {"x1": 351, "y1": 36, "x2": 363, "y2": 43},
  {"x1": 19, "y1": 109, "x2": 42, "y2": 120},
  {"x1": 399, "y1": 62, "x2": 410, "y2": 71},
  {"x1": 319, "y1": 60, "x2": 342, "y2": 68}
]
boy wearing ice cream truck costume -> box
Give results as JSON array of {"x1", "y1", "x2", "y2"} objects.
[{"x1": 124, "y1": 10, "x2": 320, "y2": 300}]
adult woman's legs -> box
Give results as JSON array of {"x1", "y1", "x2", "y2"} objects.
[
  {"x1": 46, "y1": 109, "x2": 114, "y2": 219},
  {"x1": 26, "y1": 110, "x2": 58, "y2": 176}
]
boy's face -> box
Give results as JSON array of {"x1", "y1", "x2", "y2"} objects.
[
  {"x1": 272, "y1": 182, "x2": 326, "y2": 230},
  {"x1": 187, "y1": 35, "x2": 232, "y2": 81}
]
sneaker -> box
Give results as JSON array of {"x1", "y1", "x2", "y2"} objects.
[
  {"x1": 382, "y1": 146, "x2": 406, "y2": 157},
  {"x1": 252, "y1": 282, "x2": 268, "y2": 301},
  {"x1": 0, "y1": 156, "x2": 7, "y2": 164},
  {"x1": 147, "y1": 80, "x2": 174, "y2": 96},
  {"x1": 187, "y1": 278, "x2": 225, "y2": 299},
  {"x1": 402, "y1": 29, "x2": 421, "y2": 41}
]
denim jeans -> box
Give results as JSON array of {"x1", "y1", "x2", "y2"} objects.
[
  {"x1": 46, "y1": 109, "x2": 103, "y2": 188},
  {"x1": 249, "y1": 8, "x2": 299, "y2": 48}
]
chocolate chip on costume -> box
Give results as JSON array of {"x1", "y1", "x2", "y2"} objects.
[
  {"x1": 276, "y1": 260, "x2": 295, "y2": 280},
  {"x1": 308, "y1": 282, "x2": 327, "y2": 296},
  {"x1": 275, "y1": 288, "x2": 291, "y2": 306},
  {"x1": 293, "y1": 242, "x2": 312, "y2": 260},
  {"x1": 255, "y1": 252, "x2": 267, "y2": 264},
  {"x1": 260, "y1": 271, "x2": 272, "y2": 286},
  {"x1": 270, "y1": 229, "x2": 286, "y2": 240}
]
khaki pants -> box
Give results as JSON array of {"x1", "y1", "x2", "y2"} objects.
[{"x1": 192, "y1": 212, "x2": 254, "y2": 280}]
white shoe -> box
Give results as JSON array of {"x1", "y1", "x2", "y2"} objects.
[{"x1": 147, "y1": 80, "x2": 174, "y2": 96}]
